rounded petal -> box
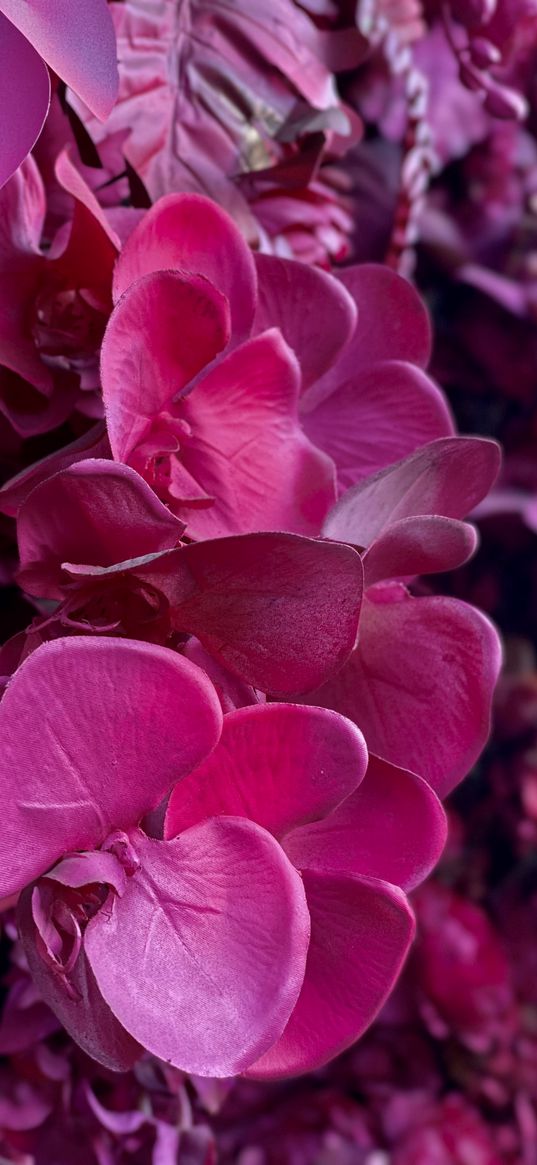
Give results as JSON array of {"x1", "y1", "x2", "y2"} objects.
[
  {"x1": 0, "y1": 15, "x2": 50, "y2": 189},
  {"x1": 18, "y1": 459, "x2": 184, "y2": 599},
  {"x1": 362, "y1": 515, "x2": 478, "y2": 586},
  {"x1": 170, "y1": 533, "x2": 363, "y2": 695},
  {"x1": 302, "y1": 361, "x2": 454, "y2": 493},
  {"x1": 17, "y1": 885, "x2": 140, "y2": 1073},
  {"x1": 304, "y1": 589, "x2": 502, "y2": 798},
  {"x1": 0, "y1": 637, "x2": 222, "y2": 898},
  {"x1": 166, "y1": 703, "x2": 368, "y2": 842},
  {"x1": 0, "y1": 0, "x2": 118, "y2": 121},
  {"x1": 85, "y1": 822, "x2": 310, "y2": 1076},
  {"x1": 101, "y1": 271, "x2": 231, "y2": 463},
  {"x1": 253, "y1": 254, "x2": 357, "y2": 389},
  {"x1": 246, "y1": 870, "x2": 415, "y2": 1079},
  {"x1": 337, "y1": 264, "x2": 432, "y2": 371},
  {"x1": 173, "y1": 330, "x2": 336, "y2": 538},
  {"x1": 323, "y1": 437, "x2": 501, "y2": 546},
  {"x1": 0, "y1": 422, "x2": 110, "y2": 518},
  {"x1": 112, "y1": 193, "x2": 257, "y2": 337},
  {"x1": 284, "y1": 754, "x2": 447, "y2": 891}
]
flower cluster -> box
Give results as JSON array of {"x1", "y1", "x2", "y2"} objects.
[{"x1": 1, "y1": 0, "x2": 531, "y2": 1160}]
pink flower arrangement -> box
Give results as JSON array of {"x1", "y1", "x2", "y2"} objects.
[{"x1": 3, "y1": 0, "x2": 536, "y2": 1159}]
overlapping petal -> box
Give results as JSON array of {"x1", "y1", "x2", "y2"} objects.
[
  {"x1": 84, "y1": 822, "x2": 310, "y2": 1075},
  {"x1": 0, "y1": 637, "x2": 222, "y2": 897}
]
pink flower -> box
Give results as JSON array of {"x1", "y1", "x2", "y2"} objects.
[
  {"x1": 0, "y1": 0, "x2": 118, "y2": 188},
  {"x1": 165, "y1": 703, "x2": 447, "y2": 1077},
  {"x1": 0, "y1": 636, "x2": 312, "y2": 1076},
  {"x1": 100, "y1": 192, "x2": 456, "y2": 536},
  {"x1": 0, "y1": 152, "x2": 119, "y2": 436},
  {"x1": 303, "y1": 436, "x2": 503, "y2": 796},
  {"x1": 12, "y1": 457, "x2": 364, "y2": 695}
]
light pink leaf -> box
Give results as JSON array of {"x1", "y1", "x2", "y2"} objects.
[
  {"x1": 0, "y1": 15, "x2": 50, "y2": 189},
  {"x1": 0, "y1": 0, "x2": 118, "y2": 120}
]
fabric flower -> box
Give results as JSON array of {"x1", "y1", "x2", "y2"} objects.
[
  {"x1": 0, "y1": 636, "x2": 311, "y2": 1076},
  {"x1": 0, "y1": 152, "x2": 119, "y2": 435},
  {"x1": 165, "y1": 702, "x2": 447, "y2": 1077},
  {"x1": 12, "y1": 457, "x2": 364, "y2": 695},
  {"x1": 0, "y1": 0, "x2": 118, "y2": 188},
  {"x1": 303, "y1": 435, "x2": 503, "y2": 796}
]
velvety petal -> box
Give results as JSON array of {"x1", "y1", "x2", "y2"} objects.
[
  {"x1": 17, "y1": 886, "x2": 140, "y2": 1072},
  {"x1": 17, "y1": 459, "x2": 184, "y2": 599},
  {"x1": 173, "y1": 330, "x2": 335, "y2": 538},
  {"x1": 168, "y1": 533, "x2": 363, "y2": 695},
  {"x1": 0, "y1": 15, "x2": 50, "y2": 189},
  {"x1": 165, "y1": 703, "x2": 368, "y2": 841},
  {"x1": 183, "y1": 638, "x2": 265, "y2": 715},
  {"x1": 85, "y1": 822, "x2": 310, "y2": 1076},
  {"x1": 284, "y1": 755, "x2": 447, "y2": 891},
  {"x1": 335, "y1": 264, "x2": 432, "y2": 372},
  {"x1": 0, "y1": 637, "x2": 222, "y2": 897},
  {"x1": 0, "y1": 0, "x2": 118, "y2": 120},
  {"x1": 304, "y1": 587, "x2": 502, "y2": 798},
  {"x1": 0, "y1": 421, "x2": 110, "y2": 518},
  {"x1": 101, "y1": 271, "x2": 231, "y2": 463},
  {"x1": 323, "y1": 437, "x2": 501, "y2": 546},
  {"x1": 0, "y1": 158, "x2": 50, "y2": 387},
  {"x1": 50, "y1": 149, "x2": 119, "y2": 294},
  {"x1": 362, "y1": 515, "x2": 478, "y2": 586},
  {"x1": 253, "y1": 254, "x2": 357, "y2": 388},
  {"x1": 302, "y1": 361, "x2": 454, "y2": 492},
  {"x1": 112, "y1": 193, "x2": 257, "y2": 337},
  {"x1": 246, "y1": 870, "x2": 415, "y2": 1079}
]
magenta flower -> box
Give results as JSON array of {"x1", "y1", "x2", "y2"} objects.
[
  {"x1": 304, "y1": 436, "x2": 503, "y2": 796},
  {"x1": 0, "y1": 0, "x2": 118, "y2": 188},
  {"x1": 0, "y1": 152, "x2": 119, "y2": 436},
  {"x1": 165, "y1": 703, "x2": 447, "y2": 1077},
  {"x1": 0, "y1": 636, "x2": 312, "y2": 1076},
  {"x1": 100, "y1": 192, "x2": 456, "y2": 536},
  {"x1": 12, "y1": 457, "x2": 364, "y2": 695}
]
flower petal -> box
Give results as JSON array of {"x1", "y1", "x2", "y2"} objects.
[
  {"x1": 169, "y1": 533, "x2": 363, "y2": 695},
  {"x1": 17, "y1": 885, "x2": 140, "y2": 1072},
  {"x1": 101, "y1": 271, "x2": 231, "y2": 463},
  {"x1": 302, "y1": 361, "x2": 454, "y2": 493},
  {"x1": 17, "y1": 459, "x2": 184, "y2": 599},
  {"x1": 336, "y1": 264, "x2": 432, "y2": 371},
  {"x1": 173, "y1": 330, "x2": 335, "y2": 537},
  {"x1": 0, "y1": 15, "x2": 50, "y2": 189},
  {"x1": 362, "y1": 515, "x2": 478, "y2": 586},
  {"x1": 0, "y1": 637, "x2": 222, "y2": 897},
  {"x1": 323, "y1": 437, "x2": 501, "y2": 546},
  {"x1": 166, "y1": 703, "x2": 367, "y2": 841},
  {"x1": 246, "y1": 870, "x2": 415, "y2": 1078},
  {"x1": 112, "y1": 193, "x2": 257, "y2": 337},
  {"x1": 253, "y1": 254, "x2": 357, "y2": 388},
  {"x1": 304, "y1": 588, "x2": 502, "y2": 798},
  {"x1": 284, "y1": 754, "x2": 447, "y2": 891},
  {"x1": 0, "y1": 0, "x2": 118, "y2": 121},
  {"x1": 85, "y1": 821, "x2": 310, "y2": 1076}
]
